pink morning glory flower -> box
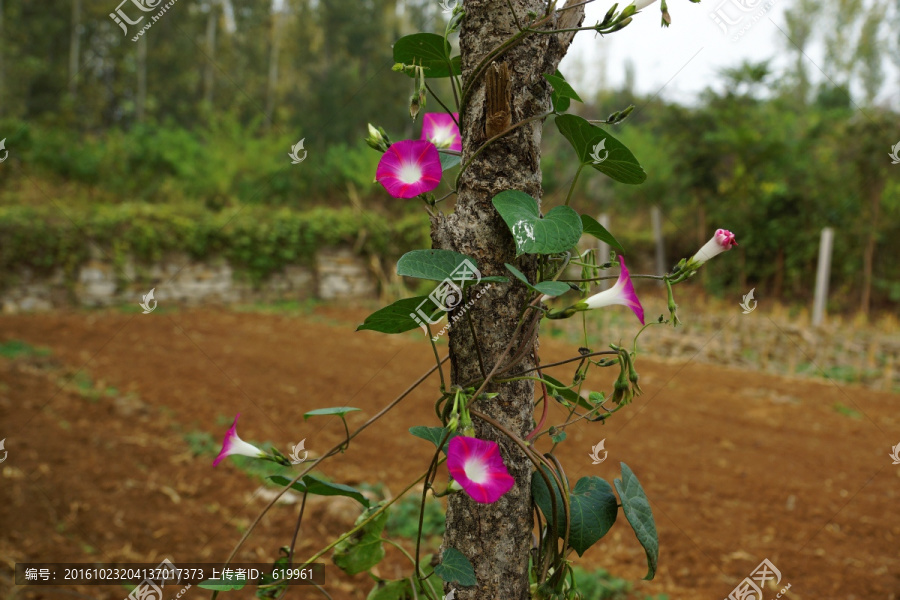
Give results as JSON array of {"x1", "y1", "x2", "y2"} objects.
[
  {"x1": 691, "y1": 229, "x2": 738, "y2": 266},
  {"x1": 582, "y1": 256, "x2": 645, "y2": 325},
  {"x1": 213, "y1": 413, "x2": 266, "y2": 467},
  {"x1": 447, "y1": 436, "x2": 515, "y2": 504},
  {"x1": 375, "y1": 139, "x2": 442, "y2": 199},
  {"x1": 421, "y1": 113, "x2": 461, "y2": 151}
]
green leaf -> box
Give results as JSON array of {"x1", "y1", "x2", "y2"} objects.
[
  {"x1": 197, "y1": 579, "x2": 246, "y2": 591},
  {"x1": 409, "y1": 425, "x2": 458, "y2": 454},
  {"x1": 531, "y1": 467, "x2": 618, "y2": 557},
  {"x1": 393, "y1": 33, "x2": 462, "y2": 78},
  {"x1": 567, "y1": 476, "x2": 618, "y2": 556},
  {"x1": 544, "y1": 71, "x2": 583, "y2": 113},
  {"x1": 255, "y1": 551, "x2": 292, "y2": 599},
  {"x1": 304, "y1": 406, "x2": 361, "y2": 419},
  {"x1": 614, "y1": 463, "x2": 658, "y2": 580},
  {"x1": 504, "y1": 263, "x2": 571, "y2": 298},
  {"x1": 492, "y1": 190, "x2": 583, "y2": 256},
  {"x1": 357, "y1": 296, "x2": 443, "y2": 334},
  {"x1": 333, "y1": 502, "x2": 390, "y2": 575},
  {"x1": 550, "y1": 430, "x2": 567, "y2": 443},
  {"x1": 269, "y1": 473, "x2": 371, "y2": 508},
  {"x1": 366, "y1": 577, "x2": 441, "y2": 600},
  {"x1": 555, "y1": 114, "x2": 647, "y2": 185},
  {"x1": 439, "y1": 152, "x2": 461, "y2": 171},
  {"x1": 397, "y1": 249, "x2": 482, "y2": 282},
  {"x1": 541, "y1": 374, "x2": 594, "y2": 412},
  {"x1": 434, "y1": 547, "x2": 476, "y2": 586},
  {"x1": 580, "y1": 214, "x2": 626, "y2": 255}
]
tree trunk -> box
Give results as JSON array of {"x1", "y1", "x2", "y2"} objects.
[
  {"x1": 772, "y1": 246, "x2": 784, "y2": 299},
  {"x1": 69, "y1": 0, "x2": 82, "y2": 97},
  {"x1": 136, "y1": 35, "x2": 147, "y2": 123},
  {"x1": 434, "y1": 2, "x2": 583, "y2": 598},
  {"x1": 265, "y1": 6, "x2": 282, "y2": 130},
  {"x1": 860, "y1": 179, "x2": 884, "y2": 315},
  {"x1": 0, "y1": 0, "x2": 5, "y2": 118},
  {"x1": 203, "y1": 0, "x2": 217, "y2": 106}
]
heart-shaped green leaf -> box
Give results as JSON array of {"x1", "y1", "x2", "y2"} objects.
[
  {"x1": 439, "y1": 152, "x2": 461, "y2": 171},
  {"x1": 269, "y1": 473, "x2": 371, "y2": 508},
  {"x1": 505, "y1": 263, "x2": 572, "y2": 297},
  {"x1": 408, "y1": 425, "x2": 458, "y2": 455},
  {"x1": 357, "y1": 296, "x2": 443, "y2": 334},
  {"x1": 614, "y1": 463, "x2": 658, "y2": 580},
  {"x1": 556, "y1": 114, "x2": 647, "y2": 185},
  {"x1": 393, "y1": 33, "x2": 461, "y2": 78},
  {"x1": 580, "y1": 214, "x2": 626, "y2": 255},
  {"x1": 397, "y1": 249, "x2": 482, "y2": 282},
  {"x1": 544, "y1": 71, "x2": 583, "y2": 113},
  {"x1": 366, "y1": 577, "x2": 441, "y2": 600},
  {"x1": 532, "y1": 467, "x2": 618, "y2": 556},
  {"x1": 434, "y1": 547, "x2": 476, "y2": 586},
  {"x1": 492, "y1": 190, "x2": 583, "y2": 256},
  {"x1": 333, "y1": 502, "x2": 390, "y2": 575}
]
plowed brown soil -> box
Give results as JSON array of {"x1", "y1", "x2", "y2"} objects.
[{"x1": 1, "y1": 308, "x2": 898, "y2": 600}]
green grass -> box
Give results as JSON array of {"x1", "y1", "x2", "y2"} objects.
[
  {"x1": 385, "y1": 494, "x2": 446, "y2": 543},
  {"x1": 0, "y1": 339, "x2": 51, "y2": 359},
  {"x1": 233, "y1": 299, "x2": 322, "y2": 315},
  {"x1": 184, "y1": 430, "x2": 219, "y2": 456},
  {"x1": 114, "y1": 303, "x2": 171, "y2": 315},
  {"x1": 832, "y1": 402, "x2": 863, "y2": 419},
  {"x1": 61, "y1": 371, "x2": 123, "y2": 403},
  {"x1": 570, "y1": 566, "x2": 632, "y2": 600}
]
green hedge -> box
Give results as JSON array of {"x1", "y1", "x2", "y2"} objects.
[{"x1": 0, "y1": 204, "x2": 429, "y2": 285}]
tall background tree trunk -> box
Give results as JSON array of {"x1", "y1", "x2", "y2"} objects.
[
  {"x1": 203, "y1": 0, "x2": 218, "y2": 106},
  {"x1": 0, "y1": 0, "x2": 5, "y2": 118},
  {"x1": 136, "y1": 35, "x2": 147, "y2": 123},
  {"x1": 860, "y1": 179, "x2": 883, "y2": 315},
  {"x1": 69, "y1": 0, "x2": 81, "y2": 98},
  {"x1": 265, "y1": 1, "x2": 283, "y2": 130},
  {"x1": 433, "y1": 2, "x2": 583, "y2": 598}
]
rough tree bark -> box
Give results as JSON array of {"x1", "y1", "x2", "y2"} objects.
[{"x1": 433, "y1": 1, "x2": 584, "y2": 598}]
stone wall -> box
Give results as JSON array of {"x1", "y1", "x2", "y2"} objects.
[{"x1": 0, "y1": 247, "x2": 378, "y2": 313}]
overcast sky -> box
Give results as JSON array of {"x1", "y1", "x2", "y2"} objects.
[{"x1": 559, "y1": 0, "x2": 900, "y2": 108}]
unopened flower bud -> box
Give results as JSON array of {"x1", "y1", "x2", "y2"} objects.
[
  {"x1": 689, "y1": 229, "x2": 738, "y2": 267},
  {"x1": 660, "y1": 0, "x2": 671, "y2": 26},
  {"x1": 607, "y1": 16, "x2": 633, "y2": 32},
  {"x1": 365, "y1": 123, "x2": 391, "y2": 152},
  {"x1": 409, "y1": 94, "x2": 421, "y2": 121}
]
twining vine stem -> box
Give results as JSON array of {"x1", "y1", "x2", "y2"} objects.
[{"x1": 210, "y1": 357, "x2": 450, "y2": 600}]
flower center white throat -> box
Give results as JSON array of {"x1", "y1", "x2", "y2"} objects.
[
  {"x1": 398, "y1": 162, "x2": 422, "y2": 184},
  {"x1": 464, "y1": 458, "x2": 488, "y2": 483}
]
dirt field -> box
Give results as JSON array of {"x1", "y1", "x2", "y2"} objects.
[{"x1": 1, "y1": 307, "x2": 898, "y2": 600}]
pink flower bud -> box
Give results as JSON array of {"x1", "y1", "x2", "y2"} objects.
[{"x1": 691, "y1": 229, "x2": 738, "y2": 266}]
